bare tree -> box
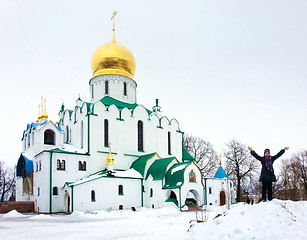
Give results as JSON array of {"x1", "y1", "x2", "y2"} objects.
[
  {"x1": 184, "y1": 134, "x2": 218, "y2": 177},
  {"x1": 289, "y1": 150, "x2": 307, "y2": 199},
  {"x1": 224, "y1": 139, "x2": 259, "y2": 202},
  {"x1": 0, "y1": 161, "x2": 16, "y2": 202}
]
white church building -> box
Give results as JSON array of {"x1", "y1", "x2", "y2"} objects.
[{"x1": 16, "y1": 19, "x2": 235, "y2": 213}]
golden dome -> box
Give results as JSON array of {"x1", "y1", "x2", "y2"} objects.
[{"x1": 91, "y1": 33, "x2": 136, "y2": 79}]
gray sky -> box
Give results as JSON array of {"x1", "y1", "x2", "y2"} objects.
[{"x1": 0, "y1": 0, "x2": 306, "y2": 167}]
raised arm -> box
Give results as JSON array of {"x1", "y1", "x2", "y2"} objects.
[
  {"x1": 248, "y1": 146, "x2": 262, "y2": 161},
  {"x1": 272, "y1": 147, "x2": 289, "y2": 161}
]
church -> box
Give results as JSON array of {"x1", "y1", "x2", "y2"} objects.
[{"x1": 16, "y1": 15, "x2": 234, "y2": 213}]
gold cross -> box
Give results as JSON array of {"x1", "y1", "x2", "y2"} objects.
[{"x1": 111, "y1": 11, "x2": 117, "y2": 30}]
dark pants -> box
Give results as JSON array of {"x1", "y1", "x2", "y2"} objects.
[{"x1": 262, "y1": 181, "x2": 272, "y2": 201}]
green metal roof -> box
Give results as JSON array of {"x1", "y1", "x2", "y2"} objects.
[
  {"x1": 182, "y1": 147, "x2": 196, "y2": 162},
  {"x1": 130, "y1": 153, "x2": 157, "y2": 177},
  {"x1": 145, "y1": 157, "x2": 177, "y2": 180},
  {"x1": 100, "y1": 96, "x2": 152, "y2": 114},
  {"x1": 163, "y1": 162, "x2": 191, "y2": 189}
]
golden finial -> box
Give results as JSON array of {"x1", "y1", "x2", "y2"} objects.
[
  {"x1": 219, "y1": 154, "x2": 222, "y2": 166},
  {"x1": 37, "y1": 97, "x2": 48, "y2": 122},
  {"x1": 111, "y1": 10, "x2": 117, "y2": 42},
  {"x1": 107, "y1": 142, "x2": 114, "y2": 165}
]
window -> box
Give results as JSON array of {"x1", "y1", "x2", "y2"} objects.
[
  {"x1": 38, "y1": 187, "x2": 40, "y2": 196},
  {"x1": 39, "y1": 161, "x2": 41, "y2": 171},
  {"x1": 80, "y1": 120, "x2": 84, "y2": 148},
  {"x1": 152, "y1": 204, "x2": 155, "y2": 209},
  {"x1": 57, "y1": 160, "x2": 65, "y2": 170},
  {"x1": 65, "y1": 126, "x2": 70, "y2": 143},
  {"x1": 209, "y1": 187, "x2": 212, "y2": 194},
  {"x1": 150, "y1": 188, "x2": 153, "y2": 197},
  {"x1": 61, "y1": 160, "x2": 66, "y2": 170},
  {"x1": 27, "y1": 134, "x2": 30, "y2": 147},
  {"x1": 36, "y1": 162, "x2": 38, "y2": 172},
  {"x1": 119, "y1": 205, "x2": 123, "y2": 210},
  {"x1": 168, "y1": 131, "x2": 171, "y2": 155},
  {"x1": 78, "y1": 161, "x2": 86, "y2": 171},
  {"x1": 57, "y1": 160, "x2": 61, "y2": 170},
  {"x1": 137, "y1": 121, "x2": 143, "y2": 151},
  {"x1": 24, "y1": 136, "x2": 26, "y2": 150},
  {"x1": 44, "y1": 129, "x2": 55, "y2": 145},
  {"x1": 105, "y1": 81, "x2": 109, "y2": 94},
  {"x1": 104, "y1": 119, "x2": 109, "y2": 147},
  {"x1": 91, "y1": 190, "x2": 96, "y2": 202},
  {"x1": 53, "y1": 187, "x2": 58, "y2": 196},
  {"x1": 91, "y1": 85, "x2": 94, "y2": 99},
  {"x1": 118, "y1": 185, "x2": 123, "y2": 195},
  {"x1": 32, "y1": 132, "x2": 35, "y2": 145},
  {"x1": 124, "y1": 82, "x2": 127, "y2": 96}
]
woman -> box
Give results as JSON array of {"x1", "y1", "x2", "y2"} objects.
[{"x1": 248, "y1": 146, "x2": 289, "y2": 202}]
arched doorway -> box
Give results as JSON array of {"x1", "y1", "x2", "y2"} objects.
[
  {"x1": 185, "y1": 189, "x2": 200, "y2": 209},
  {"x1": 220, "y1": 191, "x2": 226, "y2": 206},
  {"x1": 64, "y1": 191, "x2": 71, "y2": 213},
  {"x1": 166, "y1": 190, "x2": 178, "y2": 206}
]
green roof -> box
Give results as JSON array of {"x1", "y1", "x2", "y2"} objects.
[
  {"x1": 130, "y1": 153, "x2": 157, "y2": 177},
  {"x1": 182, "y1": 147, "x2": 196, "y2": 162},
  {"x1": 100, "y1": 96, "x2": 152, "y2": 114},
  {"x1": 145, "y1": 157, "x2": 177, "y2": 180},
  {"x1": 163, "y1": 162, "x2": 191, "y2": 189}
]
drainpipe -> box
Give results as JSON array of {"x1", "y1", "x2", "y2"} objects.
[
  {"x1": 204, "y1": 178, "x2": 207, "y2": 205},
  {"x1": 141, "y1": 179, "x2": 143, "y2": 207},
  {"x1": 49, "y1": 152, "x2": 53, "y2": 213},
  {"x1": 179, "y1": 187, "x2": 182, "y2": 211},
  {"x1": 71, "y1": 185, "x2": 74, "y2": 212}
]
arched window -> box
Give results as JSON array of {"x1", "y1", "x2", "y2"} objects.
[
  {"x1": 104, "y1": 119, "x2": 109, "y2": 147},
  {"x1": 137, "y1": 121, "x2": 143, "y2": 151},
  {"x1": 53, "y1": 186, "x2": 58, "y2": 196},
  {"x1": 61, "y1": 160, "x2": 65, "y2": 170},
  {"x1": 168, "y1": 131, "x2": 171, "y2": 155},
  {"x1": 57, "y1": 160, "x2": 61, "y2": 170},
  {"x1": 83, "y1": 161, "x2": 86, "y2": 171},
  {"x1": 119, "y1": 205, "x2": 123, "y2": 210},
  {"x1": 118, "y1": 185, "x2": 123, "y2": 195},
  {"x1": 27, "y1": 134, "x2": 30, "y2": 147},
  {"x1": 78, "y1": 161, "x2": 82, "y2": 170},
  {"x1": 105, "y1": 81, "x2": 109, "y2": 94},
  {"x1": 38, "y1": 187, "x2": 40, "y2": 196},
  {"x1": 150, "y1": 188, "x2": 153, "y2": 197},
  {"x1": 44, "y1": 129, "x2": 55, "y2": 145},
  {"x1": 91, "y1": 85, "x2": 94, "y2": 99},
  {"x1": 80, "y1": 120, "x2": 84, "y2": 148},
  {"x1": 32, "y1": 132, "x2": 35, "y2": 145},
  {"x1": 65, "y1": 126, "x2": 70, "y2": 143},
  {"x1": 39, "y1": 161, "x2": 41, "y2": 171},
  {"x1": 123, "y1": 82, "x2": 127, "y2": 96},
  {"x1": 91, "y1": 190, "x2": 95, "y2": 202},
  {"x1": 36, "y1": 162, "x2": 38, "y2": 172}
]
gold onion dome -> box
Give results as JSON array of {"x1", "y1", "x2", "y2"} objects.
[{"x1": 91, "y1": 32, "x2": 136, "y2": 79}]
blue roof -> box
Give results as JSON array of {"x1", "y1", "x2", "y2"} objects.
[
  {"x1": 21, "y1": 121, "x2": 63, "y2": 140},
  {"x1": 214, "y1": 166, "x2": 229, "y2": 179},
  {"x1": 16, "y1": 153, "x2": 34, "y2": 177}
]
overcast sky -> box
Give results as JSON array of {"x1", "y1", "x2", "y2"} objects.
[{"x1": 0, "y1": 0, "x2": 306, "y2": 167}]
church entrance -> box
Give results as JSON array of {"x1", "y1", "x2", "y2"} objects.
[
  {"x1": 220, "y1": 191, "x2": 226, "y2": 206},
  {"x1": 64, "y1": 191, "x2": 71, "y2": 213},
  {"x1": 184, "y1": 190, "x2": 200, "y2": 210},
  {"x1": 166, "y1": 190, "x2": 178, "y2": 206}
]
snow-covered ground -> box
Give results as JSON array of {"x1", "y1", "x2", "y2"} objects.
[{"x1": 0, "y1": 199, "x2": 306, "y2": 240}]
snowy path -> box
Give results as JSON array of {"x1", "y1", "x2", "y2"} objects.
[{"x1": 0, "y1": 200, "x2": 306, "y2": 240}]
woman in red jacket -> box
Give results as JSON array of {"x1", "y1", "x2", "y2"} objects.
[{"x1": 248, "y1": 146, "x2": 289, "y2": 202}]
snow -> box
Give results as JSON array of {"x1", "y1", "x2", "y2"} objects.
[
  {"x1": 171, "y1": 164, "x2": 187, "y2": 174},
  {"x1": 0, "y1": 200, "x2": 306, "y2": 240},
  {"x1": 113, "y1": 169, "x2": 143, "y2": 178},
  {"x1": 2, "y1": 210, "x2": 25, "y2": 218}
]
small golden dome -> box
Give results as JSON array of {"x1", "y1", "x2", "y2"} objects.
[{"x1": 91, "y1": 33, "x2": 136, "y2": 79}]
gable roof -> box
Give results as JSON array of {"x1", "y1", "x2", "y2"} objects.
[
  {"x1": 130, "y1": 153, "x2": 158, "y2": 177},
  {"x1": 182, "y1": 147, "x2": 196, "y2": 162},
  {"x1": 214, "y1": 166, "x2": 229, "y2": 179},
  {"x1": 163, "y1": 162, "x2": 192, "y2": 189},
  {"x1": 145, "y1": 157, "x2": 177, "y2": 180}
]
